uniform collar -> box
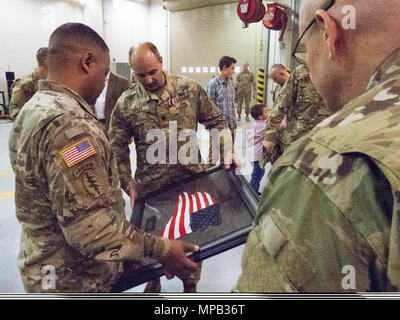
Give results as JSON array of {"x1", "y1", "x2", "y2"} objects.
[
  {"x1": 367, "y1": 47, "x2": 400, "y2": 91},
  {"x1": 38, "y1": 79, "x2": 97, "y2": 118}
]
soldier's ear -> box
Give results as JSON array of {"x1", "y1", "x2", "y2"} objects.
[
  {"x1": 80, "y1": 51, "x2": 94, "y2": 74},
  {"x1": 315, "y1": 9, "x2": 342, "y2": 61}
]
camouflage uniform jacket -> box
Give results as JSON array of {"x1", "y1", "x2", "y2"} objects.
[
  {"x1": 109, "y1": 72, "x2": 230, "y2": 196},
  {"x1": 235, "y1": 47, "x2": 400, "y2": 292},
  {"x1": 9, "y1": 71, "x2": 39, "y2": 120},
  {"x1": 235, "y1": 70, "x2": 256, "y2": 96},
  {"x1": 271, "y1": 83, "x2": 283, "y2": 105},
  {"x1": 9, "y1": 80, "x2": 170, "y2": 292},
  {"x1": 264, "y1": 64, "x2": 331, "y2": 151}
]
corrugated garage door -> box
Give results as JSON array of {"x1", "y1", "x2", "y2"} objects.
[{"x1": 169, "y1": 3, "x2": 266, "y2": 89}]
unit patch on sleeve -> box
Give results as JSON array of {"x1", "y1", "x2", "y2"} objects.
[{"x1": 60, "y1": 138, "x2": 97, "y2": 167}]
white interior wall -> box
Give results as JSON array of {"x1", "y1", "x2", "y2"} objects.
[
  {"x1": 149, "y1": 0, "x2": 169, "y2": 70},
  {"x1": 103, "y1": 0, "x2": 151, "y2": 63},
  {"x1": 0, "y1": 0, "x2": 164, "y2": 104},
  {"x1": 0, "y1": 0, "x2": 102, "y2": 103}
]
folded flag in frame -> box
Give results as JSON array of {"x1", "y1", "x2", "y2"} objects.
[{"x1": 160, "y1": 192, "x2": 221, "y2": 239}]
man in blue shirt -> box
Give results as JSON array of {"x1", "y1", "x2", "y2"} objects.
[{"x1": 206, "y1": 56, "x2": 237, "y2": 138}]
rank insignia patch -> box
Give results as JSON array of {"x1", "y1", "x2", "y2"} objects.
[{"x1": 60, "y1": 138, "x2": 96, "y2": 167}]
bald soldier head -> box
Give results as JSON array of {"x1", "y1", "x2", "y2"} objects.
[
  {"x1": 129, "y1": 42, "x2": 165, "y2": 92},
  {"x1": 47, "y1": 23, "x2": 110, "y2": 105},
  {"x1": 299, "y1": 0, "x2": 400, "y2": 112},
  {"x1": 269, "y1": 64, "x2": 290, "y2": 86}
]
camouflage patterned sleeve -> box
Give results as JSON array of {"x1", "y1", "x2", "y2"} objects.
[
  {"x1": 236, "y1": 146, "x2": 393, "y2": 292},
  {"x1": 195, "y1": 83, "x2": 232, "y2": 164},
  {"x1": 264, "y1": 74, "x2": 295, "y2": 143},
  {"x1": 108, "y1": 100, "x2": 135, "y2": 194},
  {"x1": 45, "y1": 114, "x2": 170, "y2": 263},
  {"x1": 251, "y1": 72, "x2": 256, "y2": 94},
  {"x1": 9, "y1": 80, "x2": 33, "y2": 120}
]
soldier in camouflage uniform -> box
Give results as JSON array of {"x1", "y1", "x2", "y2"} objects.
[
  {"x1": 235, "y1": 63, "x2": 256, "y2": 122},
  {"x1": 263, "y1": 63, "x2": 331, "y2": 155},
  {"x1": 269, "y1": 63, "x2": 290, "y2": 107},
  {"x1": 235, "y1": 0, "x2": 400, "y2": 292},
  {"x1": 260, "y1": 64, "x2": 291, "y2": 166},
  {"x1": 9, "y1": 47, "x2": 48, "y2": 120},
  {"x1": 109, "y1": 42, "x2": 233, "y2": 293},
  {"x1": 8, "y1": 23, "x2": 198, "y2": 293}
]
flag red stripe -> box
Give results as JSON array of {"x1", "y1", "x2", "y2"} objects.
[
  {"x1": 168, "y1": 194, "x2": 181, "y2": 239},
  {"x1": 194, "y1": 192, "x2": 201, "y2": 213},
  {"x1": 188, "y1": 192, "x2": 194, "y2": 214},
  {"x1": 161, "y1": 192, "x2": 181, "y2": 238},
  {"x1": 202, "y1": 192, "x2": 210, "y2": 207},
  {"x1": 178, "y1": 193, "x2": 187, "y2": 238}
]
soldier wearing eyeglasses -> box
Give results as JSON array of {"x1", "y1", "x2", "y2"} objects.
[{"x1": 236, "y1": 0, "x2": 400, "y2": 292}]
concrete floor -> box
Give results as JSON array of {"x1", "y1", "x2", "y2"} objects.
[{"x1": 0, "y1": 110, "x2": 270, "y2": 293}]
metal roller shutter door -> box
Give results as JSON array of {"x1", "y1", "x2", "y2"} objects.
[{"x1": 169, "y1": 3, "x2": 266, "y2": 89}]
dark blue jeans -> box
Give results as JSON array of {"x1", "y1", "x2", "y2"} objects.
[{"x1": 250, "y1": 161, "x2": 265, "y2": 193}]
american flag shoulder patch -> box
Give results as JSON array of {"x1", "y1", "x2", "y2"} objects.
[{"x1": 60, "y1": 138, "x2": 96, "y2": 167}]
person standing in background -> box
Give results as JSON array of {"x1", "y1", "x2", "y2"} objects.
[
  {"x1": 260, "y1": 63, "x2": 292, "y2": 166},
  {"x1": 93, "y1": 71, "x2": 129, "y2": 135},
  {"x1": 206, "y1": 56, "x2": 237, "y2": 139},
  {"x1": 247, "y1": 104, "x2": 268, "y2": 194},
  {"x1": 263, "y1": 62, "x2": 331, "y2": 154},
  {"x1": 9, "y1": 47, "x2": 48, "y2": 120},
  {"x1": 235, "y1": 62, "x2": 256, "y2": 122}
]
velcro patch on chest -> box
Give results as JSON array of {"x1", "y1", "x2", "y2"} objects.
[{"x1": 60, "y1": 138, "x2": 96, "y2": 167}]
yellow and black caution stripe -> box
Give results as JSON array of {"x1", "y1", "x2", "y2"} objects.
[{"x1": 257, "y1": 68, "x2": 265, "y2": 104}]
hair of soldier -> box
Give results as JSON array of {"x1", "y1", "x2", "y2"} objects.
[
  {"x1": 219, "y1": 56, "x2": 237, "y2": 71},
  {"x1": 36, "y1": 47, "x2": 48, "y2": 66},
  {"x1": 269, "y1": 63, "x2": 288, "y2": 75},
  {"x1": 250, "y1": 104, "x2": 266, "y2": 120},
  {"x1": 48, "y1": 23, "x2": 109, "y2": 71}
]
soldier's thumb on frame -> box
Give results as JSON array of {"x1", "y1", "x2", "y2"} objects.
[{"x1": 184, "y1": 242, "x2": 200, "y2": 253}]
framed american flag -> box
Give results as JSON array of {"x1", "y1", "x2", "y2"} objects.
[{"x1": 112, "y1": 166, "x2": 259, "y2": 291}]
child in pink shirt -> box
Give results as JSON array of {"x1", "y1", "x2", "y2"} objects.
[{"x1": 247, "y1": 104, "x2": 268, "y2": 193}]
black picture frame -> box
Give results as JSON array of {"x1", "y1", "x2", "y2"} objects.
[{"x1": 111, "y1": 166, "x2": 259, "y2": 292}]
